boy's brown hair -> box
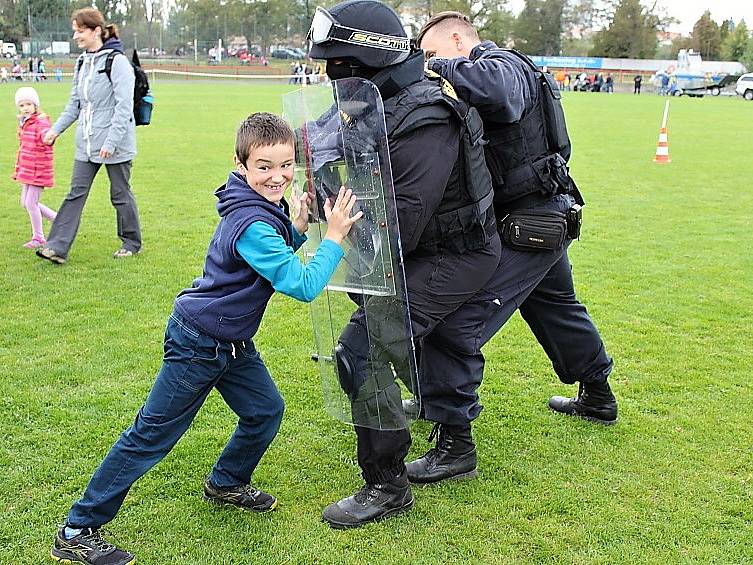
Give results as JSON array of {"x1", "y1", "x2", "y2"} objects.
[{"x1": 235, "y1": 112, "x2": 295, "y2": 165}]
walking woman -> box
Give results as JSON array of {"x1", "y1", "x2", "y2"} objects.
[{"x1": 37, "y1": 7, "x2": 141, "y2": 264}]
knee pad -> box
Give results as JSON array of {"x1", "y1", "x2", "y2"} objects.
[{"x1": 334, "y1": 342, "x2": 368, "y2": 399}]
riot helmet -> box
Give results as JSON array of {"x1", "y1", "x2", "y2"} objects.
[{"x1": 308, "y1": 0, "x2": 410, "y2": 69}]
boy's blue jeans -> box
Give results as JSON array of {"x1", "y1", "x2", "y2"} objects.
[{"x1": 67, "y1": 313, "x2": 284, "y2": 529}]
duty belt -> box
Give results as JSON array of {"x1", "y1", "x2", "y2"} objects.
[{"x1": 495, "y1": 191, "x2": 555, "y2": 218}]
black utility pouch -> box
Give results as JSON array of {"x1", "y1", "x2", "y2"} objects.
[
  {"x1": 499, "y1": 211, "x2": 567, "y2": 252},
  {"x1": 566, "y1": 204, "x2": 583, "y2": 239}
]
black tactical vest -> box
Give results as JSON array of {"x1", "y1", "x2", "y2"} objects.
[
  {"x1": 480, "y1": 49, "x2": 577, "y2": 209},
  {"x1": 382, "y1": 71, "x2": 495, "y2": 253}
]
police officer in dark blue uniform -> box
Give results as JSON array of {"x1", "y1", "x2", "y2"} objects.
[
  {"x1": 406, "y1": 12, "x2": 617, "y2": 485},
  {"x1": 306, "y1": 1, "x2": 501, "y2": 527}
]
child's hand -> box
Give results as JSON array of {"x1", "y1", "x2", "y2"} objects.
[
  {"x1": 43, "y1": 130, "x2": 58, "y2": 145},
  {"x1": 323, "y1": 186, "x2": 363, "y2": 245},
  {"x1": 292, "y1": 189, "x2": 312, "y2": 235}
]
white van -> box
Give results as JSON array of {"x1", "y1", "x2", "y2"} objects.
[
  {"x1": 736, "y1": 73, "x2": 753, "y2": 100},
  {"x1": 1, "y1": 42, "x2": 17, "y2": 58}
]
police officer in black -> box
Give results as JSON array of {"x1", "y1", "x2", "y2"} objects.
[
  {"x1": 406, "y1": 12, "x2": 617, "y2": 484},
  {"x1": 307, "y1": 0, "x2": 501, "y2": 527}
]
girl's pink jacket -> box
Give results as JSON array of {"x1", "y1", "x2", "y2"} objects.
[{"x1": 14, "y1": 113, "x2": 54, "y2": 188}]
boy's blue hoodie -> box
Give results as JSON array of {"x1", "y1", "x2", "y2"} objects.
[{"x1": 174, "y1": 172, "x2": 294, "y2": 341}]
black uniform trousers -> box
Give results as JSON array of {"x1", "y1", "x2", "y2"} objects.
[
  {"x1": 342, "y1": 234, "x2": 501, "y2": 484},
  {"x1": 419, "y1": 194, "x2": 613, "y2": 425}
]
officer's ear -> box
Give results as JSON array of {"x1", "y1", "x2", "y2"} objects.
[{"x1": 450, "y1": 32, "x2": 463, "y2": 52}]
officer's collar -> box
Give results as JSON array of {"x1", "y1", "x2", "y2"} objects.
[
  {"x1": 470, "y1": 40, "x2": 499, "y2": 61},
  {"x1": 369, "y1": 49, "x2": 425, "y2": 100}
]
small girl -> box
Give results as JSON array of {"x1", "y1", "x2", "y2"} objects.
[{"x1": 13, "y1": 86, "x2": 57, "y2": 249}]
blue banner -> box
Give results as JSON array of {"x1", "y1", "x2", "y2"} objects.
[{"x1": 530, "y1": 56, "x2": 604, "y2": 69}]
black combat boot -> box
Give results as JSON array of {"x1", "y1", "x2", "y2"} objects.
[
  {"x1": 406, "y1": 423, "x2": 478, "y2": 484},
  {"x1": 548, "y1": 380, "x2": 618, "y2": 425},
  {"x1": 322, "y1": 470, "x2": 413, "y2": 529}
]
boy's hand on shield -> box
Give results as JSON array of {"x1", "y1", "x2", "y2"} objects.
[
  {"x1": 292, "y1": 186, "x2": 313, "y2": 235},
  {"x1": 323, "y1": 186, "x2": 363, "y2": 245}
]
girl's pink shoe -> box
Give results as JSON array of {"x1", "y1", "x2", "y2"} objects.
[{"x1": 23, "y1": 237, "x2": 46, "y2": 249}]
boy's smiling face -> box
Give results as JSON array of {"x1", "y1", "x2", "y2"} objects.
[{"x1": 236, "y1": 142, "x2": 295, "y2": 204}]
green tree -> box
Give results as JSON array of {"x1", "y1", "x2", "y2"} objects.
[
  {"x1": 513, "y1": 0, "x2": 565, "y2": 55},
  {"x1": 743, "y1": 37, "x2": 753, "y2": 71},
  {"x1": 691, "y1": 10, "x2": 720, "y2": 59},
  {"x1": 719, "y1": 18, "x2": 731, "y2": 43},
  {"x1": 721, "y1": 20, "x2": 748, "y2": 61},
  {"x1": 402, "y1": 0, "x2": 513, "y2": 45},
  {"x1": 667, "y1": 35, "x2": 693, "y2": 58},
  {"x1": 589, "y1": 0, "x2": 658, "y2": 58}
]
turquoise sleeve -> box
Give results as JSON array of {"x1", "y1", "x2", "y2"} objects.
[
  {"x1": 292, "y1": 227, "x2": 307, "y2": 250},
  {"x1": 237, "y1": 222, "x2": 344, "y2": 303}
]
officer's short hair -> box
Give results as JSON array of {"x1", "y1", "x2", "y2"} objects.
[
  {"x1": 416, "y1": 11, "x2": 479, "y2": 46},
  {"x1": 236, "y1": 112, "x2": 295, "y2": 164}
]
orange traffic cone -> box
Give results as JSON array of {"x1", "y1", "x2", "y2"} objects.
[{"x1": 653, "y1": 100, "x2": 671, "y2": 164}]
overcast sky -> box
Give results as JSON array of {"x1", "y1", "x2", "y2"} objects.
[{"x1": 507, "y1": 0, "x2": 752, "y2": 34}]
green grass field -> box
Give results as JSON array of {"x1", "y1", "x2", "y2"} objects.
[{"x1": 1, "y1": 81, "x2": 751, "y2": 564}]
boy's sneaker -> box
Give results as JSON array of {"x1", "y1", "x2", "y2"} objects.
[
  {"x1": 203, "y1": 478, "x2": 278, "y2": 512},
  {"x1": 51, "y1": 527, "x2": 134, "y2": 564}
]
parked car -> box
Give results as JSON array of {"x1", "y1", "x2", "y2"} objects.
[
  {"x1": 270, "y1": 48, "x2": 299, "y2": 59},
  {"x1": 736, "y1": 73, "x2": 753, "y2": 101}
]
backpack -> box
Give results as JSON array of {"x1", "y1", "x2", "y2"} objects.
[
  {"x1": 502, "y1": 49, "x2": 571, "y2": 162},
  {"x1": 77, "y1": 49, "x2": 153, "y2": 126}
]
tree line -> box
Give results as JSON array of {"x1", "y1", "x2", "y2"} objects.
[{"x1": 1, "y1": 0, "x2": 751, "y2": 70}]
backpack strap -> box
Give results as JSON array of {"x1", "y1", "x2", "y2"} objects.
[
  {"x1": 103, "y1": 51, "x2": 119, "y2": 82},
  {"x1": 500, "y1": 48, "x2": 542, "y2": 75}
]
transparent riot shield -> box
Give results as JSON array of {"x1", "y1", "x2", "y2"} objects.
[{"x1": 283, "y1": 78, "x2": 419, "y2": 430}]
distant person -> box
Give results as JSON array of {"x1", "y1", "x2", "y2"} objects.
[
  {"x1": 288, "y1": 60, "x2": 297, "y2": 83},
  {"x1": 0, "y1": 66, "x2": 8, "y2": 83},
  {"x1": 634, "y1": 74, "x2": 642, "y2": 94},
  {"x1": 11, "y1": 62, "x2": 22, "y2": 80},
  {"x1": 37, "y1": 57, "x2": 46, "y2": 80},
  {"x1": 13, "y1": 87, "x2": 57, "y2": 248},
  {"x1": 661, "y1": 72, "x2": 669, "y2": 95},
  {"x1": 668, "y1": 74, "x2": 678, "y2": 95},
  {"x1": 54, "y1": 67, "x2": 63, "y2": 82},
  {"x1": 27, "y1": 56, "x2": 34, "y2": 80},
  {"x1": 592, "y1": 73, "x2": 603, "y2": 92},
  {"x1": 604, "y1": 73, "x2": 613, "y2": 93},
  {"x1": 37, "y1": 7, "x2": 142, "y2": 264},
  {"x1": 555, "y1": 69, "x2": 565, "y2": 89},
  {"x1": 49, "y1": 112, "x2": 363, "y2": 565}
]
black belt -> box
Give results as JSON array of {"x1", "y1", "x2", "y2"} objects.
[{"x1": 495, "y1": 191, "x2": 555, "y2": 217}]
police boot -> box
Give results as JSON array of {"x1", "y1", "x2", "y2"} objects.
[
  {"x1": 406, "y1": 423, "x2": 478, "y2": 484},
  {"x1": 548, "y1": 380, "x2": 618, "y2": 425},
  {"x1": 321, "y1": 470, "x2": 413, "y2": 529}
]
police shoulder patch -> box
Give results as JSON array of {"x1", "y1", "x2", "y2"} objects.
[
  {"x1": 440, "y1": 77, "x2": 458, "y2": 100},
  {"x1": 424, "y1": 69, "x2": 459, "y2": 100}
]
